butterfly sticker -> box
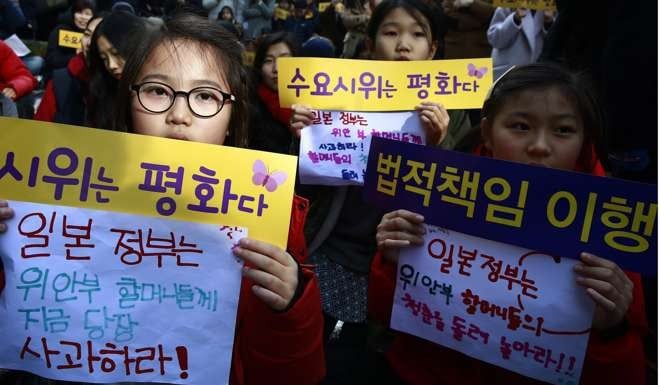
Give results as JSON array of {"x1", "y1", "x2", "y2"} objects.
[
  {"x1": 467, "y1": 63, "x2": 488, "y2": 79},
  {"x1": 252, "y1": 159, "x2": 288, "y2": 192}
]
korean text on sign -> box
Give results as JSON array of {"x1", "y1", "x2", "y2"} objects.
[
  {"x1": 391, "y1": 226, "x2": 593, "y2": 384},
  {"x1": 58, "y1": 30, "x2": 83, "y2": 49},
  {"x1": 0, "y1": 117, "x2": 296, "y2": 248},
  {"x1": 363, "y1": 137, "x2": 657, "y2": 274},
  {"x1": 277, "y1": 58, "x2": 493, "y2": 111},
  {"x1": 0, "y1": 200, "x2": 245, "y2": 384},
  {"x1": 300, "y1": 111, "x2": 424, "y2": 185}
]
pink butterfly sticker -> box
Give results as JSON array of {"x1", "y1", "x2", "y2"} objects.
[
  {"x1": 252, "y1": 159, "x2": 288, "y2": 192},
  {"x1": 467, "y1": 63, "x2": 488, "y2": 79}
]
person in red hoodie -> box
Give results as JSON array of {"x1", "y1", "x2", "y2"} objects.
[
  {"x1": 369, "y1": 63, "x2": 647, "y2": 385},
  {"x1": 34, "y1": 13, "x2": 104, "y2": 125},
  {"x1": 0, "y1": 14, "x2": 325, "y2": 385},
  {"x1": 0, "y1": 40, "x2": 37, "y2": 117},
  {"x1": 248, "y1": 31, "x2": 300, "y2": 155}
]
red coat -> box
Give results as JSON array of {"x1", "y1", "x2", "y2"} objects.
[
  {"x1": 0, "y1": 40, "x2": 37, "y2": 99},
  {"x1": 368, "y1": 153, "x2": 647, "y2": 385},
  {"x1": 34, "y1": 53, "x2": 88, "y2": 123},
  {"x1": 0, "y1": 195, "x2": 325, "y2": 385}
]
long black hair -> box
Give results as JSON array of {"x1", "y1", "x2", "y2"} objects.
[
  {"x1": 113, "y1": 13, "x2": 250, "y2": 148},
  {"x1": 252, "y1": 31, "x2": 300, "y2": 85},
  {"x1": 87, "y1": 11, "x2": 147, "y2": 130}
]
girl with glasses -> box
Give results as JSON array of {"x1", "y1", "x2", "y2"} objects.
[
  {"x1": 0, "y1": 12, "x2": 325, "y2": 385},
  {"x1": 114, "y1": 13, "x2": 325, "y2": 385}
]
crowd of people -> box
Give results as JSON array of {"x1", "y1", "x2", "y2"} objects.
[{"x1": 0, "y1": 0, "x2": 656, "y2": 384}]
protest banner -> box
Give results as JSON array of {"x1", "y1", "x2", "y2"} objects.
[
  {"x1": 492, "y1": 0, "x2": 556, "y2": 11},
  {"x1": 392, "y1": 225, "x2": 593, "y2": 384},
  {"x1": 58, "y1": 29, "x2": 83, "y2": 49},
  {"x1": 0, "y1": 117, "x2": 297, "y2": 248},
  {"x1": 363, "y1": 137, "x2": 657, "y2": 274},
  {"x1": 0, "y1": 200, "x2": 245, "y2": 384},
  {"x1": 299, "y1": 111, "x2": 424, "y2": 185},
  {"x1": 277, "y1": 58, "x2": 493, "y2": 111}
]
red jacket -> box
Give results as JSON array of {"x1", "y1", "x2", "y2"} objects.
[
  {"x1": 368, "y1": 152, "x2": 647, "y2": 385},
  {"x1": 0, "y1": 195, "x2": 325, "y2": 385},
  {"x1": 0, "y1": 40, "x2": 37, "y2": 99},
  {"x1": 34, "y1": 53, "x2": 89, "y2": 123}
]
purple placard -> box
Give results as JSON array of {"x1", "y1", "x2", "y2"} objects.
[{"x1": 363, "y1": 137, "x2": 657, "y2": 274}]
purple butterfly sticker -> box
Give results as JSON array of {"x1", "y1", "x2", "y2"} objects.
[
  {"x1": 467, "y1": 63, "x2": 488, "y2": 79},
  {"x1": 252, "y1": 159, "x2": 288, "y2": 192}
]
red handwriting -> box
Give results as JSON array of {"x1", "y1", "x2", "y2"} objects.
[{"x1": 19, "y1": 336, "x2": 189, "y2": 378}]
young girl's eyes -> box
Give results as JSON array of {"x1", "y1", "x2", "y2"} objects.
[
  {"x1": 413, "y1": 31, "x2": 427, "y2": 38},
  {"x1": 144, "y1": 84, "x2": 172, "y2": 98},
  {"x1": 194, "y1": 90, "x2": 221, "y2": 104},
  {"x1": 555, "y1": 126, "x2": 577, "y2": 135},
  {"x1": 508, "y1": 122, "x2": 530, "y2": 131},
  {"x1": 382, "y1": 30, "x2": 398, "y2": 37}
]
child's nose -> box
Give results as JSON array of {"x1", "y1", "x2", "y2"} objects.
[
  {"x1": 527, "y1": 131, "x2": 552, "y2": 157},
  {"x1": 166, "y1": 95, "x2": 193, "y2": 126}
]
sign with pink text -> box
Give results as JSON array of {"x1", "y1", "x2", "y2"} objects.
[
  {"x1": 391, "y1": 225, "x2": 594, "y2": 384},
  {"x1": 299, "y1": 111, "x2": 424, "y2": 185},
  {"x1": 0, "y1": 200, "x2": 246, "y2": 384}
]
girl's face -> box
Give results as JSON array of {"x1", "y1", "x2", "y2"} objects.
[
  {"x1": 370, "y1": 7, "x2": 436, "y2": 61},
  {"x1": 74, "y1": 8, "x2": 93, "y2": 30},
  {"x1": 481, "y1": 86, "x2": 585, "y2": 171},
  {"x1": 97, "y1": 35, "x2": 125, "y2": 80},
  {"x1": 221, "y1": 8, "x2": 233, "y2": 20},
  {"x1": 131, "y1": 41, "x2": 233, "y2": 145},
  {"x1": 261, "y1": 42, "x2": 292, "y2": 91},
  {"x1": 81, "y1": 18, "x2": 102, "y2": 59}
]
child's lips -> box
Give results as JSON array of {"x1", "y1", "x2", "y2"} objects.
[{"x1": 396, "y1": 56, "x2": 410, "y2": 61}]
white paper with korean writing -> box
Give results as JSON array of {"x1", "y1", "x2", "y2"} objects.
[
  {"x1": 391, "y1": 226, "x2": 594, "y2": 385},
  {"x1": 0, "y1": 200, "x2": 245, "y2": 385},
  {"x1": 299, "y1": 111, "x2": 425, "y2": 185}
]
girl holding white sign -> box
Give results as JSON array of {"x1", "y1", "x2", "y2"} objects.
[
  {"x1": 287, "y1": 0, "x2": 472, "y2": 383},
  {"x1": 369, "y1": 63, "x2": 647, "y2": 385},
  {"x1": 0, "y1": 14, "x2": 325, "y2": 385}
]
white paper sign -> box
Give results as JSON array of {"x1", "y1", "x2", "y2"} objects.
[
  {"x1": 4, "y1": 34, "x2": 30, "y2": 57},
  {"x1": 299, "y1": 111, "x2": 425, "y2": 185},
  {"x1": 0, "y1": 200, "x2": 245, "y2": 385},
  {"x1": 391, "y1": 226, "x2": 595, "y2": 385}
]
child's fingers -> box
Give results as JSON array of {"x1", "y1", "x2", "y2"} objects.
[
  {"x1": 250, "y1": 284, "x2": 290, "y2": 311},
  {"x1": 382, "y1": 209, "x2": 424, "y2": 224},
  {"x1": 575, "y1": 276, "x2": 627, "y2": 310},
  {"x1": 0, "y1": 206, "x2": 14, "y2": 219},
  {"x1": 378, "y1": 215, "x2": 425, "y2": 234},
  {"x1": 585, "y1": 287, "x2": 617, "y2": 312},
  {"x1": 376, "y1": 230, "x2": 424, "y2": 248},
  {"x1": 238, "y1": 238, "x2": 293, "y2": 267},
  {"x1": 243, "y1": 266, "x2": 287, "y2": 297}
]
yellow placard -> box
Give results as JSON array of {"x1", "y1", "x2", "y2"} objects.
[
  {"x1": 277, "y1": 57, "x2": 493, "y2": 111},
  {"x1": 0, "y1": 118, "x2": 297, "y2": 248},
  {"x1": 58, "y1": 29, "x2": 83, "y2": 49},
  {"x1": 242, "y1": 50, "x2": 256, "y2": 66},
  {"x1": 274, "y1": 7, "x2": 290, "y2": 20},
  {"x1": 318, "y1": 2, "x2": 330, "y2": 12},
  {"x1": 492, "y1": 0, "x2": 556, "y2": 10}
]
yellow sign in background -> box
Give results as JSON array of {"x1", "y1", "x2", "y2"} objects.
[
  {"x1": 492, "y1": 0, "x2": 556, "y2": 10},
  {"x1": 58, "y1": 29, "x2": 83, "y2": 49},
  {"x1": 0, "y1": 118, "x2": 297, "y2": 248},
  {"x1": 277, "y1": 57, "x2": 493, "y2": 111},
  {"x1": 274, "y1": 7, "x2": 289, "y2": 20}
]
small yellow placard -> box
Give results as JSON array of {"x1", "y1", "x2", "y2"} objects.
[
  {"x1": 58, "y1": 29, "x2": 83, "y2": 49},
  {"x1": 318, "y1": 2, "x2": 330, "y2": 12},
  {"x1": 242, "y1": 50, "x2": 256, "y2": 66},
  {"x1": 277, "y1": 57, "x2": 493, "y2": 111},
  {"x1": 0, "y1": 118, "x2": 297, "y2": 248},
  {"x1": 274, "y1": 7, "x2": 290, "y2": 20},
  {"x1": 492, "y1": 0, "x2": 556, "y2": 11}
]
